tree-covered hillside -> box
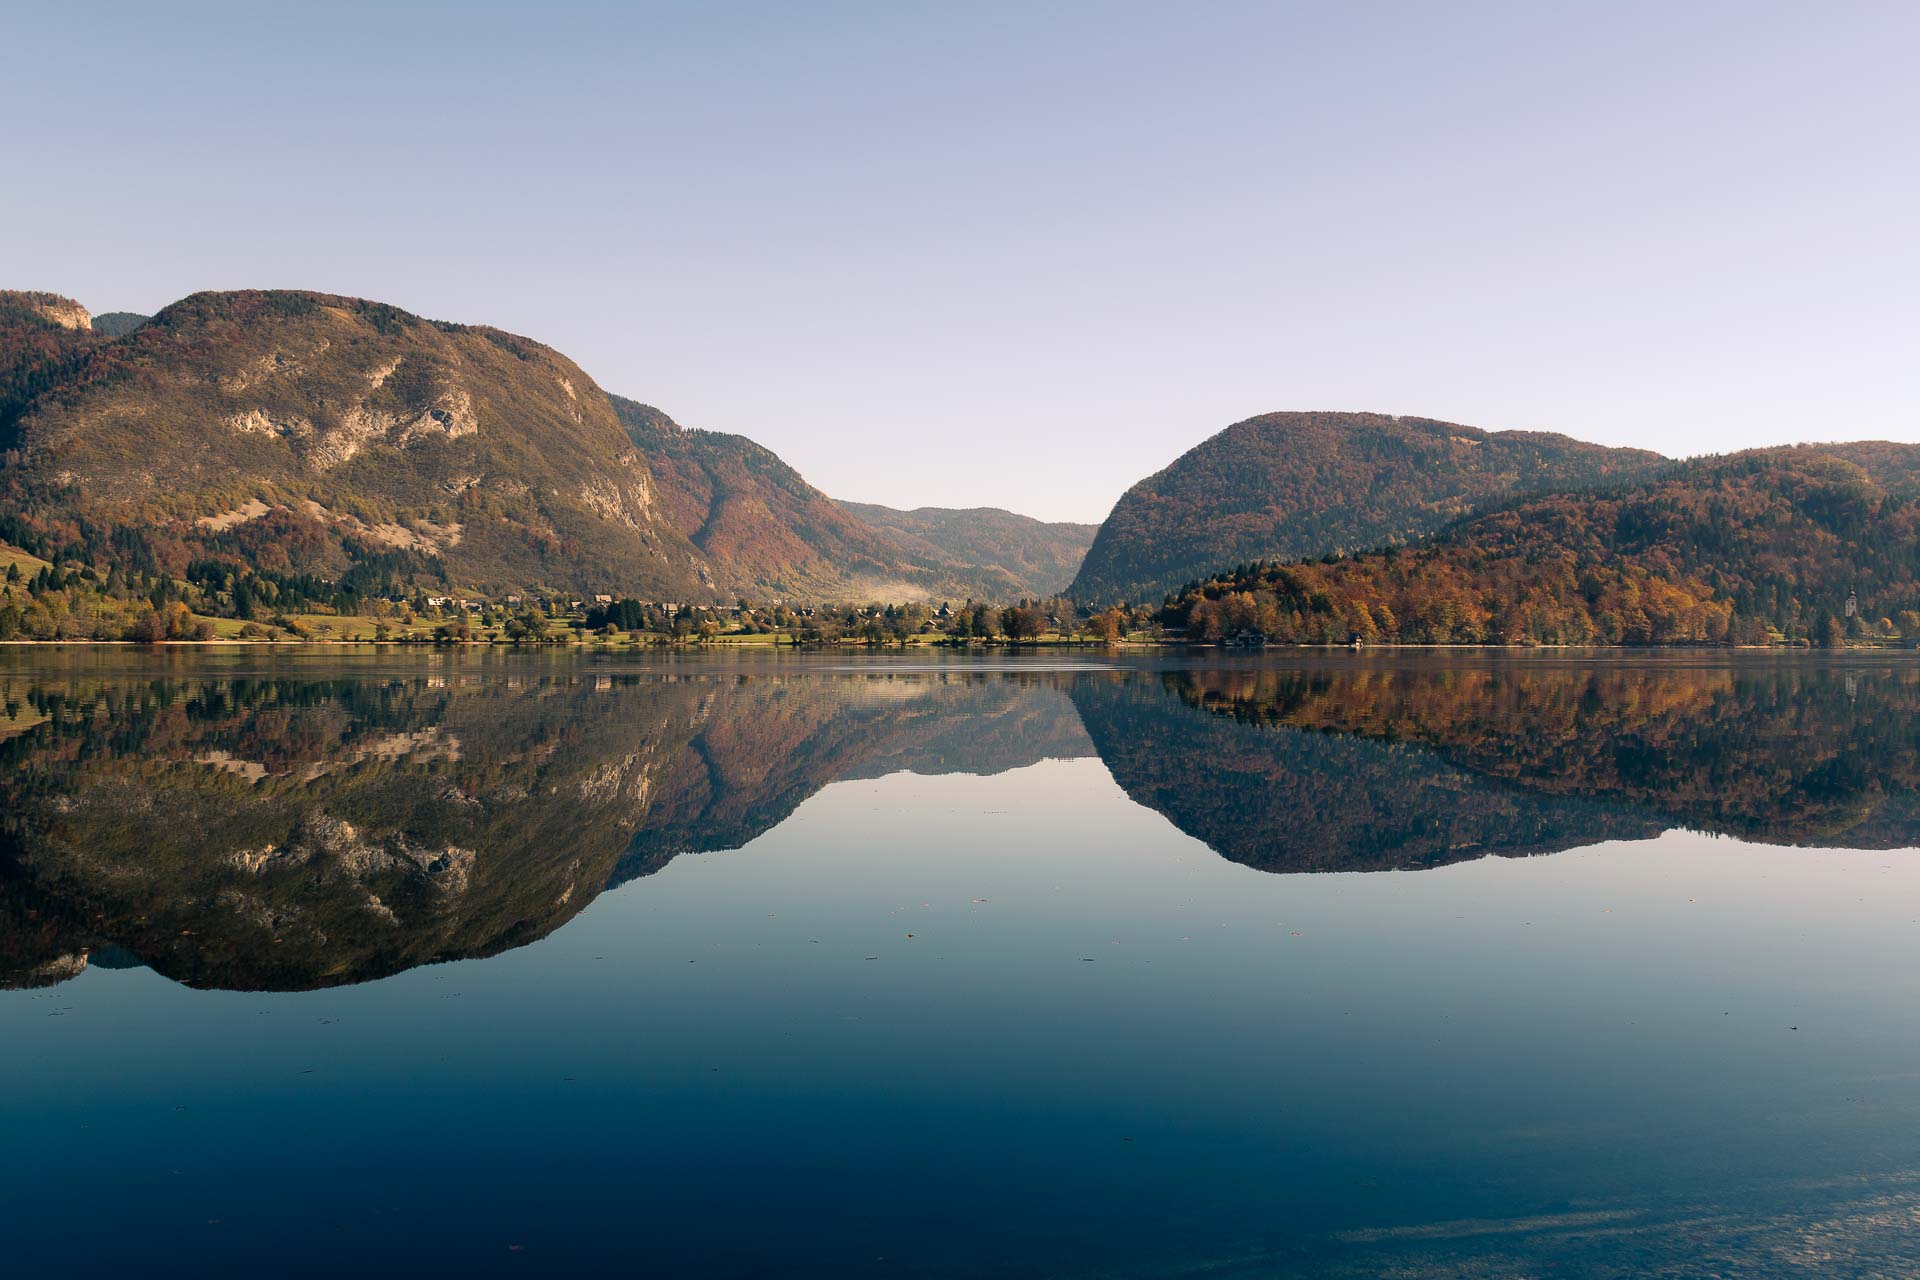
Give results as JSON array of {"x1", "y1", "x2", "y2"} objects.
[
  {"x1": 608, "y1": 395, "x2": 924, "y2": 598},
  {"x1": 839, "y1": 502, "x2": 1096, "y2": 599},
  {"x1": 1070, "y1": 411, "x2": 1667, "y2": 604},
  {"x1": 0, "y1": 290, "x2": 711, "y2": 600},
  {"x1": 1163, "y1": 448, "x2": 1920, "y2": 646},
  {"x1": 611, "y1": 394, "x2": 1095, "y2": 601}
]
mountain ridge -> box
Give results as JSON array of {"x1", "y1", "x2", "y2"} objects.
[
  {"x1": 1, "y1": 287, "x2": 715, "y2": 598},
  {"x1": 0, "y1": 288, "x2": 1086, "y2": 605},
  {"x1": 1069, "y1": 410, "x2": 1669, "y2": 604},
  {"x1": 837, "y1": 501, "x2": 1096, "y2": 599},
  {"x1": 607, "y1": 395, "x2": 1089, "y2": 600}
]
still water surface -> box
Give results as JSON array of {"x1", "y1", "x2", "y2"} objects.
[{"x1": 4, "y1": 650, "x2": 1920, "y2": 1275}]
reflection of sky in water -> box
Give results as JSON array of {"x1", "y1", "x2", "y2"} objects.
[{"x1": 8, "y1": 749, "x2": 1920, "y2": 1276}]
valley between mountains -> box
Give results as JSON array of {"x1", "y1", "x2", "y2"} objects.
[{"x1": 3, "y1": 287, "x2": 1917, "y2": 648}]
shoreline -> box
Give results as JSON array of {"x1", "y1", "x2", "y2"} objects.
[{"x1": 2, "y1": 638, "x2": 1911, "y2": 653}]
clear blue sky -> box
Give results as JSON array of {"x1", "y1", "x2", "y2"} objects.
[{"x1": 5, "y1": 1, "x2": 1915, "y2": 522}]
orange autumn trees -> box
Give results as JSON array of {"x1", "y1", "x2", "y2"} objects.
[{"x1": 1164, "y1": 450, "x2": 1919, "y2": 646}]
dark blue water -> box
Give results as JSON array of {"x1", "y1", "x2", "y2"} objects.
[{"x1": 5, "y1": 651, "x2": 1920, "y2": 1275}]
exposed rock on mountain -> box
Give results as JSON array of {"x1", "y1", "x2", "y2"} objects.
[
  {"x1": 1, "y1": 289, "x2": 711, "y2": 598},
  {"x1": 0, "y1": 288, "x2": 1079, "y2": 603}
]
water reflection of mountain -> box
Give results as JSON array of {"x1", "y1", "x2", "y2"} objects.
[
  {"x1": 610, "y1": 673, "x2": 1091, "y2": 883},
  {"x1": 1148, "y1": 663, "x2": 1920, "y2": 849},
  {"x1": 0, "y1": 670, "x2": 1091, "y2": 992},
  {"x1": 6, "y1": 659, "x2": 1919, "y2": 992},
  {"x1": 1071, "y1": 673, "x2": 1668, "y2": 875}
]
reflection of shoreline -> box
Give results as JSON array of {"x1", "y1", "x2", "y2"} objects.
[
  {"x1": 7, "y1": 638, "x2": 1920, "y2": 653},
  {"x1": 5, "y1": 659, "x2": 1919, "y2": 993},
  {"x1": 0, "y1": 671, "x2": 1093, "y2": 992},
  {"x1": 1073, "y1": 675, "x2": 1669, "y2": 876},
  {"x1": 1132, "y1": 663, "x2": 1920, "y2": 849}
]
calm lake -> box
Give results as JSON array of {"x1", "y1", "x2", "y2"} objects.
[{"x1": 5, "y1": 650, "x2": 1920, "y2": 1276}]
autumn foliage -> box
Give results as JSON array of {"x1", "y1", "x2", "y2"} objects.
[{"x1": 1165, "y1": 450, "x2": 1920, "y2": 646}]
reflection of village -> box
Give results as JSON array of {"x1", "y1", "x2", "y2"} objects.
[{"x1": 4, "y1": 659, "x2": 1916, "y2": 992}]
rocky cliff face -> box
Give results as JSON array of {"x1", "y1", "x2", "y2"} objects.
[{"x1": 14, "y1": 292, "x2": 91, "y2": 331}]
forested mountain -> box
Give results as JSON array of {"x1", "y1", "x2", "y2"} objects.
[
  {"x1": 608, "y1": 395, "x2": 1090, "y2": 600},
  {"x1": 13, "y1": 288, "x2": 1910, "y2": 625},
  {"x1": 1811, "y1": 441, "x2": 1920, "y2": 496},
  {"x1": 1164, "y1": 448, "x2": 1920, "y2": 646},
  {"x1": 89, "y1": 312, "x2": 149, "y2": 337},
  {"x1": 0, "y1": 288, "x2": 1072, "y2": 607},
  {"x1": 0, "y1": 289, "x2": 714, "y2": 599},
  {"x1": 608, "y1": 395, "x2": 933, "y2": 599},
  {"x1": 840, "y1": 502, "x2": 1096, "y2": 598},
  {"x1": 0, "y1": 292, "x2": 98, "y2": 453},
  {"x1": 1069, "y1": 411, "x2": 1667, "y2": 604}
]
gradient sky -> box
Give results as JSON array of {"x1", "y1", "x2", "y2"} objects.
[{"x1": 5, "y1": 1, "x2": 1915, "y2": 522}]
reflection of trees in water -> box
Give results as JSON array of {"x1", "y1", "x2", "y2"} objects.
[
  {"x1": 1071, "y1": 673, "x2": 1669, "y2": 875},
  {"x1": 1157, "y1": 663, "x2": 1920, "y2": 846},
  {"x1": 0, "y1": 669, "x2": 1091, "y2": 992},
  {"x1": 5, "y1": 660, "x2": 1917, "y2": 993}
]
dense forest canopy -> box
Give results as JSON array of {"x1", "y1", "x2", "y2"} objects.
[{"x1": 1163, "y1": 449, "x2": 1920, "y2": 647}]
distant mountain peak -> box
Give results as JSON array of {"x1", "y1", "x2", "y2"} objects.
[
  {"x1": 607, "y1": 393, "x2": 1088, "y2": 599},
  {"x1": 90, "y1": 311, "x2": 150, "y2": 338}
]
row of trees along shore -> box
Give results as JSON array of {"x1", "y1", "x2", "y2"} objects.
[
  {"x1": 6, "y1": 551, "x2": 1912, "y2": 649},
  {"x1": 0, "y1": 560, "x2": 1143, "y2": 645},
  {"x1": 11, "y1": 453, "x2": 1919, "y2": 647}
]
